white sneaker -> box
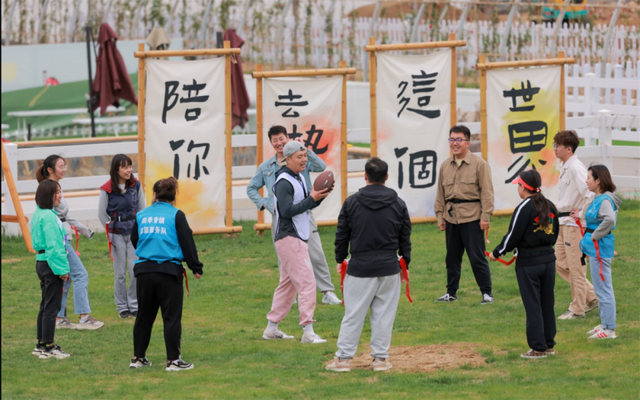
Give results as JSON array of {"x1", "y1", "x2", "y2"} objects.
[
  {"x1": 322, "y1": 291, "x2": 341, "y2": 305},
  {"x1": 263, "y1": 328, "x2": 295, "y2": 340},
  {"x1": 589, "y1": 329, "x2": 617, "y2": 339},
  {"x1": 301, "y1": 333, "x2": 327, "y2": 344},
  {"x1": 39, "y1": 344, "x2": 70, "y2": 359},
  {"x1": 587, "y1": 325, "x2": 603, "y2": 335},
  {"x1": 481, "y1": 293, "x2": 494, "y2": 305}
]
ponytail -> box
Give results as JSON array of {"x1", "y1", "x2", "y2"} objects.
[{"x1": 518, "y1": 170, "x2": 550, "y2": 229}]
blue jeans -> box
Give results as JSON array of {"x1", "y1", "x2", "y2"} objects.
[
  {"x1": 57, "y1": 241, "x2": 91, "y2": 317},
  {"x1": 590, "y1": 257, "x2": 616, "y2": 330}
]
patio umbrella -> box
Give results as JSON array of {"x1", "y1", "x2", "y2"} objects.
[
  {"x1": 224, "y1": 28, "x2": 250, "y2": 129},
  {"x1": 92, "y1": 23, "x2": 138, "y2": 115}
]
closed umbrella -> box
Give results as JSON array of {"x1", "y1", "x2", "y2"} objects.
[{"x1": 224, "y1": 29, "x2": 250, "y2": 129}]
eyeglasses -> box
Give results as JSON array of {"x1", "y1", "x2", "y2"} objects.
[
  {"x1": 59, "y1": 164, "x2": 68, "y2": 171},
  {"x1": 448, "y1": 138, "x2": 470, "y2": 144},
  {"x1": 552, "y1": 144, "x2": 564, "y2": 150}
]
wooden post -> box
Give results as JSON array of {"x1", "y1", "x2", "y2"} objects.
[
  {"x1": 224, "y1": 40, "x2": 233, "y2": 228},
  {"x1": 479, "y1": 55, "x2": 488, "y2": 161},
  {"x1": 137, "y1": 43, "x2": 146, "y2": 194},
  {"x1": 340, "y1": 60, "x2": 348, "y2": 204},
  {"x1": 1, "y1": 141, "x2": 34, "y2": 253},
  {"x1": 255, "y1": 64, "x2": 264, "y2": 230},
  {"x1": 449, "y1": 33, "x2": 457, "y2": 127},
  {"x1": 368, "y1": 37, "x2": 377, "y2": 157},
  {"x1": 558, "y1": 50, "x2": 566, "y2": 131}
]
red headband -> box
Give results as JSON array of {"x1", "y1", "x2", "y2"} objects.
[{"x1": 512, "y1": 177, "x2": 540, "y2": 193}]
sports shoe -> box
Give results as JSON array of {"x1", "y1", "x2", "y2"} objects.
[
  {"x1": 589, "y1": 329, "x2": 617, "y2": 339},
  {"x1": 520, "y1": 349, "x2": 547, "y2": 359},
  {"x1": 325, "y1": 357, "x2": 351, "y2": 372},
  {"x1": 39, "y1": 344, "x2": 70, "y2": 359},
  {"x1": 546, "y1": 348, "x2": 555, "y2": 356},
  {"x1": 585, "y1": 299, "x2": 599, "y2": 313},
  {"x1": 481, "y1": 293, "x2": 494, "y2": 305},
  {"x1": 130, "y1": 311, "x2": 138, "y2": 318},
  {"x1": 558, "y1": 310, "x2": 585, "y2": 320},
  {"x1": 130, "y1": 356, "x2": 152, "y2": 368},
  {"x1": 119, "y1": 311, "x2": 131, "y2": 319},
  {"x1": 587, "y1": 325, "x2": 604, "y2": 335},
  {"x1": 435, "y1": 293, "x2": 457, "y2": 303},
  {"x1": 263, "y1": 328, "x2": 295, "y2": 340},
  {"x1": 31, "y1": 344, "x2": 45, "y2": 356},
  {"x1": 372, "y1": 357, "x2": 393, "y2": 371},
  {"x1": 56, "y1": 317, "x2": 77, "y2": 330},
  {"x1": 166, "y1": 358, "x2": 194, "y2": 371},
  {"x1": 76, "y1": 315, "x2": 105, "y2": 331},
  {"x1": 322, "y1": 291, "x2": 342, "y2": 305},
  {"x1": 301, "y1": 332, "x2": 327, "y2": 344}
]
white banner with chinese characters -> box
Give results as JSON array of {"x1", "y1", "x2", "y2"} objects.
[
  {"x1": 487, "y1": 66, "x2": 561, "y2": 210},
  {"x1": 145, "y1": 58, "x2": 226, "y2": 230},
  {"x1": 263, "y1": 76, "x2": 343, "y2": 223},
  {"x1": 376, "y1": 50, "x2": 452, "y2": 218}
]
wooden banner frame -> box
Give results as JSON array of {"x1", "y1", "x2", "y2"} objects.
[
  {"x1": 1, "y1": 140, "x2": 34, "y2": 253},
  {"x1": 477, "y1": 52, "x2": 575, "y2": 161},
  {"x1": 134, "y1": 42, "x2": 243, "y2": 235},
  {"x1": 251, "y1": 63, "x2": 356, "y2": 232},
  {"x1": 365, "y1": 33, "x2": 466, "y2": 224}
]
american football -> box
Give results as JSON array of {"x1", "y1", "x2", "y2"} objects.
[{"x1": 313, "y1": 170, "x2": 335, "y2": 192}]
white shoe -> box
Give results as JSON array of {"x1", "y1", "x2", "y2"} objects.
[
  {"x1": 322, "y1": 291, "x2": 341, "y2": 305},
  {"x1": 301, "y1": 333, "x2": 327, "y2": 344},
  {"x1": 588, "y1": 329, "x2": 617, "y2": 339},
  {"x1": 587, "y1": 325, "x2": 603, "y2": 335},
  {"x1": 263, "y1": 328, "x2": 295, "y2": 340}
]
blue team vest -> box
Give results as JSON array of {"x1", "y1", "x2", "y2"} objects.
[
  {"x1": 579, "y1": 194, "x2": 617, "y2": 258},
  {"x1": 134, "y1": 201, "x2": 183, "y2": 265}
]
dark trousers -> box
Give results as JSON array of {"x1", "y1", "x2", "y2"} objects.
[
  {"x1": 36, "y1": 261, "x2": 64, "y2": 344},
  {"x1": 133, "y1": 272, "x2": 183, "y2": 361},
  {"x1": 516, "y1": 261, "x2": 557, "y2": 352},
  {"x1": 445, "y1": 220, "x2": 492, "y2": 296}
]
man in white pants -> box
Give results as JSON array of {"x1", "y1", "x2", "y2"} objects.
[
  {"x1": 327, "y1": 157, "x2": 412, "y2": 372},
  {"x1": 247, "y1": 125, "x2": 341, "y2": 305}
]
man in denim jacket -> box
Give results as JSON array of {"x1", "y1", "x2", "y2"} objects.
[{"x1": 247, "y1": 125, "x2": 341, "y2": 305}]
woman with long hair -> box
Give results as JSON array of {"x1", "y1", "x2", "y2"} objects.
[
  {"x1": 130, "y1": 177, "x2": 203, "y2": 371},
  {"x1": 98, "y1": 154, "x2": 146, "y2": 319},
  {"x1": 36, "y1": 155, "x2": 104, "y2": 330},
  {"x1": 489, "y1": 170, "x2": 559, "y2": 359}
]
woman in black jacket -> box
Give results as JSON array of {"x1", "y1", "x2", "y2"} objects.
[{"x1": 489, "y1": 170, "x2": 559, "y2": 359}]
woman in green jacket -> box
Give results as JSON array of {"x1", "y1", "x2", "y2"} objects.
[{"x1": 30, "y1": 179, "x2": 71, "y2": 359}]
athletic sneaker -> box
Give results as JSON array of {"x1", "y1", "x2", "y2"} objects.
[
  {"x1": 558, "y1": 310, "x2": 585, "y2": 320},
  {"x1": 166, "y1": 358, "x2": 194, "y2": 371},
  {"x1": 130, "y1": 311, "x2": 138, "y2": 318},
  {"x1": 262, "y1": 327, "x2": 295, "y2": 340},
  {"x1": 130, "y1": 356, "x2": 153, "y2": 368},
  {"x1": 325, "y1": 357, "x2": 351, "y2": 372},
  {"x1": 520, "y1": 349, "x2": 547, "y2": 359},
  {"x1": 301, "y1": 333, "x2": 327, "y2": 344},
  {"x1": 587, "y1": 325, "x2": 604, "y2": 335},
  {"x1": 589, "y1": 329, "x2": 617, "y2": 339},
  {"x1": 585, "y1": 299, "x2": 599, "y2": 313},
  {"x1": 76, "y1": 315, "x2": 105, "y2": 331},
  {"x1": 546, "y1": 348, "x2": 555, "y2": 356},
  {"x1": 119, "y1": 311, "x2": 131, "y2": 319},
  {"x1": 322, "y1": 291, "x2": 342, "y2": 305},
  {"x1": 39, "y1": 344, "x2": 70, "y2": 359},
  {"x1": 372, "y1": 358, "x2": 392, "y2": 371},
  {"x1": 481, "y1": 293, "x2": 494, "y2": 305},
  {"x1": 435, "y1": 294, "x2": 457, "y2": 303},
  {"x1": 56, "y1": 317, "x2": 77, "y2": 330},
  {"x1": 31, "y1": 344, "x2": 45, "y2": 356}
]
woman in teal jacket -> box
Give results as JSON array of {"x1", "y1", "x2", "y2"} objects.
[{"x1": 31, "y1": 179, "x2": 71, "y2": 359}]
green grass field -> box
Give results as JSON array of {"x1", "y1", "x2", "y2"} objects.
[{"x1": 2, "y1": 203, "x2": 639, "y2": 399}]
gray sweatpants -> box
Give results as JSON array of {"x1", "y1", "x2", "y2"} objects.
[
  {"x1": 335, "y1": 273, "x2": 401, "y2": 360},
  {"x1": 111, "y1": 233, "x2": 138, "y2": 313},
  {"x1": 272, "y1": 212, "x2": 335, "y2": 293}
]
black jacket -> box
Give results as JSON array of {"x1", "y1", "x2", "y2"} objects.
[
  {"x1": 492, "y1": 197, "x2": 559, "y2": 267},
  {"x1": 335, "y1": 184, "x2": 412, "y2": 277}
]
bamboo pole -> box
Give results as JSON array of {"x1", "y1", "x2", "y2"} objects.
[
  {"x1": 365, "y1": 40, "x2": 466, "y2": 52},
  {"x1": 449, "y1": 33, "x2": 457, "y2": 128},
  {"x1": 134, "y1": 48, "x2": 240, "y2": 58},
  {"x1": 224, "y1": 41, "x2": 233, "y2": 228},
  {"x1": 559, "y1": 51, "x2": 566, "y2": 131},
  {"x1": 256, "y1": 64, "x2": 264, "y2": 230},
  {"x1": 369, "y1": 37, "x2": 377, "y2": 157},
  {"x1": 1, "y1": 140, "x2": 34, "y2": 253},
  {"x1": 193, "y1": 226, "x2": 243, "y2": 235},
  {"x1": 18, "y1": 136, "x2": 138, "y2": 147},
  {"x1": 340, "y1": 60, "x2": 348, "y2": 204},
  {"x1": 476, "y1": 57, "x2": 576, "y2": 70},
  {"x1": 137, "y1": 43, "x2": 146, "y2": 193},
  {"x1": 479, "y1": 55, "x2": 488, "y2": 161},
  {"x1": 252, "y1": 68, "x2": 356, "y2": 78}
]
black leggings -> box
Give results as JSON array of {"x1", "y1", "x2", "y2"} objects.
[{"x1": 36, "y1": 261, "x2": 64, "y2": 344}]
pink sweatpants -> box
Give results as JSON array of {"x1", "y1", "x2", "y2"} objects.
[{"x1": 267, "y1": 236, "x2": 317, "y2": 326}]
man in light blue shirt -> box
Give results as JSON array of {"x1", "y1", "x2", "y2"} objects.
[{"x1": 247, "y1": 125, "x2": 341, "y2": 305}]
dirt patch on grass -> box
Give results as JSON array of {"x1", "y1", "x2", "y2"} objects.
[
  {"x1": 1, "y1": 258, "x2": 21, "y2": 263},
  {"x1": 343, "y1": 343, "x2": 486, "y2": 373}
]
